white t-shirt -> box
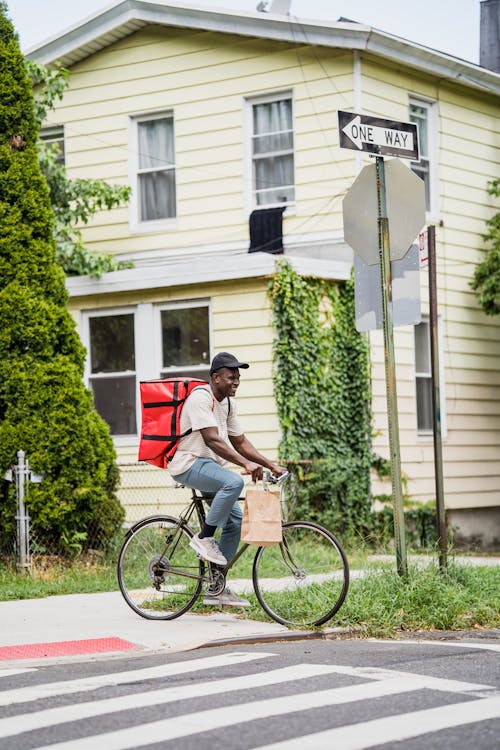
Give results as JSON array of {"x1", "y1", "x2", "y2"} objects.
[{"x1": 168, "y1": 386, "x2": 244, "y2": 476}]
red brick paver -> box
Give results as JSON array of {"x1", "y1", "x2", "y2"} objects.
[{"x1": 0, "y1": 637, "x2": 138, "y2": 661}]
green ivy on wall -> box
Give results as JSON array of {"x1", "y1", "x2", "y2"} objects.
[{"x1": 269, "y1": 259, "x2": 373, "y2": 537}]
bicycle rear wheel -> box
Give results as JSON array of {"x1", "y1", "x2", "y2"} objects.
[
  {"x1": 117, "y1": 515, "x2": 204, "y2": 620},
  {"x1": 252, "y1": 521, "x2": 349, "y2": 627}
]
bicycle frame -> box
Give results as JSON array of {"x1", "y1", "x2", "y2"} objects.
[
  {"x1": 180, "y1": 490, "x2": 251, "y2": 578},
  {"x1": 183, "y1": 488, "x2": 298, "y2": 579},
  {"x1": 147, "y1": 472, "x2": 293, "y2": 588}
]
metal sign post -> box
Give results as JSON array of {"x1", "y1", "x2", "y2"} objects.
[
  {"x1": 340, "y1": 110, "x2": 426, "y2": 577},
  {"x1": 427, "y1": 226, "x2": 447, "y2": 570},
  {"x1": 376, "y1": 157, "x2": 407, "y2": 578}
]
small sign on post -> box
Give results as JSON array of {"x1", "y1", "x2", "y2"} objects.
[
  {"x1": 338, "y1": 111, "x2": 419, "y2": 160},
  {"x1": 354, "y1": 244, "x2": 421, "y2": 332}
]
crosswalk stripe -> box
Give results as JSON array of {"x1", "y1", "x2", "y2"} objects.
[
  {"x1": 0, "y1": 668, "x2": 37, "y2": 678},
  {"x1": 0, "y1": 651, "x2": 275, "y2": 707},
  {"x1": 255, "y1": 695, "x2": 500, "y2": 749},
  {"x1": 32, "y1": 675, "x2": 451, "y2": 750},
  {"x1": 0, "y1": 664, "x2": 337, "y2": 739},
  {"x1": 375, "y1": 639, "x2": 500, "y2": 653},
  {"x1": 303, "y1": 664, "x2": 494, "y2": 694}
]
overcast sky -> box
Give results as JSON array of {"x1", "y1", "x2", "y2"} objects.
[{"x1": 7, "y1": 0, "x2": 482, "y2": 64}]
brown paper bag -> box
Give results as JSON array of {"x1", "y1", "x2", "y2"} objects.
[{"x1": 241, "y1": 489, "x2": 282, "y2": 546}]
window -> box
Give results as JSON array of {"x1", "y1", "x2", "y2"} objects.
[
  {"x1": 83, "y1": 302, "x2": 211, "y2": 439},
  {"x1": 248, "y1": 93, "x2": 295, "y2": 208},
  {"x1": 87, "y1": 312, "x2": 137, "y2": 436},
  {"x1": 131, "y1": 113, "x2": 176, "y2": 225},
  {"x1": 409, "y1": 98, "x2": 437, "y2": 214},
  {"x1": 159, "y1": 302, "x2": 210, "y2": 381},
  {"x1": 414, "y1": 316, "x2": 446, "y2": 435},
  {"x1": 40, "y1": 125, "x2": 65, "y2": 165},
  {"x1": 414, "y1": 319, "x2": 432, "y2": 432}
]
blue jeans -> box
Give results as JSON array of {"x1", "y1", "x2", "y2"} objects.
[{"x1": 172, "y1": 458, "x2": 244, "y2": 563}]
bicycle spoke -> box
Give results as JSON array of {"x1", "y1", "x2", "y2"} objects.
[
  {"x1": 252, "y1": 521, "x2": 349, "y2": 627},
  {"x1": 117, "y1": 516, "x2": 204, "y2": 620}
]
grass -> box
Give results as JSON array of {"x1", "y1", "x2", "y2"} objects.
[
  {"x1": 0, "y1": 556, "x2": 118, "y2": 600},
  {"x1": 1, "y1": 552, "x2": 499, "y2": 638},
  {"x1": 289, "y1": 560, "x2": 500, "y2": 636}
]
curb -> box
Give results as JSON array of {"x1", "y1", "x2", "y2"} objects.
[
  {"x1": 197, "y1": 626, "x2": 359, "y2": 649},
  {"x1": 197, "y1": 626, "x2": 500, "y2": 650},
  {"x1": 390, "y1": 628, "x2": 500, "y2": 642}
]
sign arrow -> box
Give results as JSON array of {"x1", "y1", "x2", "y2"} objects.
[
  {"x1": 338, "y1": 111, "x2": 419, "y2": 160},
  {"x1": 342, "y1": 115, "x2": 415, "y2": 152}
]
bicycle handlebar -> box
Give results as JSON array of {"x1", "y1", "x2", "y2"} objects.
[{"x1": 264, "y1": 470, "x2": 290, "y2": 485}]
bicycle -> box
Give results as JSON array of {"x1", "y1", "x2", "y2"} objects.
[{"x1": 117, "y1": 472, "x2": 349, "y2": 627}]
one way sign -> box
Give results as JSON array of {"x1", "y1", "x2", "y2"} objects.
[{"x1": 338, "y1": 111, "x2": 419, "y2": 160}]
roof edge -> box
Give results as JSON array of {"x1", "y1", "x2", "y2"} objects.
[
  {"x1": 66, "y1": 251, "x2": 351, "y2": 298},
  {"x1": 26, "y1": 0, "x2": 500, "y2": 97}
]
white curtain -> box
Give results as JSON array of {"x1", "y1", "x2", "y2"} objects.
[
  {"x1": 138, "y1": 118, "x2": 176, "y2": 220},
  {"x1": 253, "y1": 99, "x2": 294, "y2": 204}
]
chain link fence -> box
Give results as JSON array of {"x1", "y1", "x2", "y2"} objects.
[
  {"x1": 117, "y1": 461, "x2": 193, "y2": 527},
  {"x1": 2, "y1": 457, "x2": 197, "y2": 566}
]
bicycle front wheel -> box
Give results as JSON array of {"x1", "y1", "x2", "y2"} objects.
[
  {"x1": 117, "y1": 515, "x2": 204, "y2": 620},
  {"x1": 252, "y1": 521, "x2": 349, "y2": 627}
]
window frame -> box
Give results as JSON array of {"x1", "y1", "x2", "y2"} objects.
[
  {"x1": 409, "y1": 96, "x2": 439, "y2": 220},
  {"x1": 244, "y1": 90, "x2": 296, "y2": 214},
  {"x1": 414, "y1": 315, "x2": 447, "y2": 438},
  {"x1": 40, "y1": 125, "x2": 65, "y2": 165},
  {"x1": 82, "y1": 307, "x2": 139, "y2": 442},
  {"x1": 81, "y1": 301, "x2": 213, "y2": 445},
  {"x1": 128, "y1": 111, "x2": 178, "y2": 234},
  {"x1": 155, "y1": 299, "x2": 212, "y2": 380}
]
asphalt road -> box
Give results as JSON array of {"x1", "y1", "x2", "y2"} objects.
[{"x1": 0, "y1": 638, "x2": 499, "y2": 749}]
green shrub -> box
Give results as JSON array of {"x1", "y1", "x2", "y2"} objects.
[
  {"x1": 369, "y1": 501, "x2": 438, "y2": 549},
  {"x1": 0, "y1": 5, "x2": 123, "y2": 555},
  {"x1": 284, "y1": 458, "x2": 373, "y2": 540}
]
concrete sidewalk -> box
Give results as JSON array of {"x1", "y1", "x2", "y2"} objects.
[{"x1": 0, "y1": 590, "x2": 291, "y2": 664}]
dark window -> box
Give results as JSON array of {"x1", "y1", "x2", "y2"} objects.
[
  {"x1": 88, "y1": 314, "x2": 136, "y2": 435},
  {"x1": 160, "y1": 305, "x2": 210, "y2": 381}
]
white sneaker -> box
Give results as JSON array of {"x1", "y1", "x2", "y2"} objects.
[
  {"x1": 189, "y1": 534, "x2": 227, "y2": 566},
  {"x1": 204, "y1": 587, "x2": 251, "y2": 607}
]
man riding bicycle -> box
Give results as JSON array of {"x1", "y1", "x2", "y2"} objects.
[{"x1": 168, "y1": 352, "x2": 286, "y2": 607}]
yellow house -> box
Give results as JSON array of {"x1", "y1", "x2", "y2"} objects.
[{"x1": 28, "y1": 1, "x2": 500, "y2": 547}]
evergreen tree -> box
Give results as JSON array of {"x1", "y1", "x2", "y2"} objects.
[{"x1": 0, "y1": 2, "x2": 123, "y2": 555}]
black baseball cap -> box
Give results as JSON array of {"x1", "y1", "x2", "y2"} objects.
[{"x1": 209, "y1": 352, "x2": 250, "y2": 374}]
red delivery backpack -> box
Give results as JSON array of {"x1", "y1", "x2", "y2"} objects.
[{"x1": 138, "y1": 378, "x2": 208, "y2": 469}]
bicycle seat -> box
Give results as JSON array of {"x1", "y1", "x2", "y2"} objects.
[{"x1": 192, "y1": 489, "x2": 246, "y2": 502}]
